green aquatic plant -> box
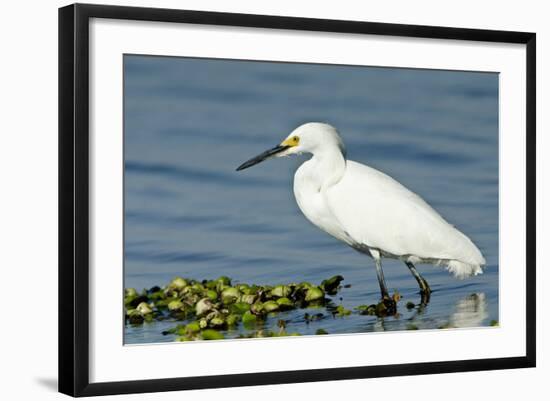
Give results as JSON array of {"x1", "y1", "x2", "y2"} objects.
[
  {"x1": 262, "y1": 301, "x2": 280, "y2": 313},
  {"x1": 167, "y1": 300, "x2": 184, "y2": 311},
  {"x1": 136, "y1": 302, "x2": 153, "y2": 315},
  {"x1": 169, "y1": 277, "x2": 188, "y2": 290},
  {"x1": 271, "y1": 285, "x2": 292, "y2": 298},
  {"x1": 275, "y1": 297, "x2": 294, "y2": 310},
  {"x1": 242, "y1": 310, "x2": 259, "y2": 327},
  {"x1": 221, "y1": 287, "x2": 241, "y2": 304},
  {"x1": 124, "y1": 274, "x2": 401, "y2": 341},
  {"x1": 334, "y1": 305, "x2": 351, "y2": 316},
  {"x1": 195, "y1": 298, "x2": 214, "y2": 316},
  {"x1": 321, "y1": 275, "x2": 344, "y2": 295},
  {"x1": 304, "y1": 286, "x2": 325, "y2": 302}
]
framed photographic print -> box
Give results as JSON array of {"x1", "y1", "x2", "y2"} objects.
[{"x1": 58, "y1": 3, "x2": 536, "y2": 397}]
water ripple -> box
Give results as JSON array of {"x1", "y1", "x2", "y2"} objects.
[{"x1": 125, "y1": 160, "x2": 280, "y2": 187}]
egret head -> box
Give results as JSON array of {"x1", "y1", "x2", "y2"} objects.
[{"x1": 236, "y1": 122, "x2": 345, "y2": 171}]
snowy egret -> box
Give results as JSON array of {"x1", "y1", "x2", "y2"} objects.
[{"x1": 236, "y1": 123, "x2": 485, "y2": 308}]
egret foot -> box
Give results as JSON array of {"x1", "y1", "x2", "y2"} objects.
[{"x1": 376, "y1": 295, "x2": 397, "y2": 316}]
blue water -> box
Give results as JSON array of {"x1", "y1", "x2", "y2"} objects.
[{"x1": 123, "y1": 55, "x2": 499, "y2": 343}]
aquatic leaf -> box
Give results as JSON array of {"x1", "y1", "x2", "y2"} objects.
[
  {"x1": 263, "y1": 301, "x2": 279, "y2": 313},
  {"x1": 206, "y1": 289, "x2": 218, "y2": 301},
  {"x1": 298, "y1": 282, "x2": 313, "y2": 290},
  {"x1": 124, "y1": 295, "x2": 136, "y2": 306},
  {"x1": 167, "y1": 300, "x2": 184, "y2": 311},
  {"x1": 209, "y1": 317, "x2": 226, "y2": 328},
  {"x1": 169, "y1": 277, "x2": 188, "y2": 290},
  {"x1": 216, "y1": 276, "x2": 232, "y2": 292},
  {"x1": 136, "y1": 302, "x2": 153, "y2": 315},
  {"x1": 230, "y1": 302, "x2": 251, "y2": 315},
  {"x1": 305, "y1": 286, "x2": 325, "y2": 302},
  {"x1": 162, "y1": 325, "x2": 184, "y2": 336},
  {"x1": 321, "y1": 275, "x2": 344, "y2": 294},
  {"x1": 237, "y1": 284, "x2": 250, "y2": 294},
  {"x1": 205, "y1": 280, "x2": 217, "y2": 290},
  {"x1": 250, "y1": 302, "x2": 264, "y2": 315},
  {"x1": 335, "y1": 305, "x2": 351, "y2": 316},
  {"x1": 271, "y1": 285, "x2": 292, "y2": 298},
  {"x1": 242, "y1": 310, "x2": 257, "y2": 326},
  {"x1": 221, "y1": 287, "x2": 241, "y2": 304},
  {"x1": 185, "y1": 321, "x2": 201, "y2": 334},
  {"x1": 148, "y1": 290, "x2": 165, "y2": 301},
  {"x1": 276, "y1": 297, "x2": 294, "y2": 310},
  {"x1": 216, "y1": 276, "x2": 232, "y2": 286},
  {"x1": 226, "y1": 314, "x2": 240, "y2": 327},
  {"x1": 195, "y1": 298, "x2": 214, "y2": 316},
  {"x1": 240, "y1": 294, "x2": 256, "y2": 305}
]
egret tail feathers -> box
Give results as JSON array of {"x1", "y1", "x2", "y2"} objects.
[{"x1": 443, "y1": 260, "x2": 484, "y2": 280}]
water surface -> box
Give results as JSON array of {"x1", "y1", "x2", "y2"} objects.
[{"x1": 124, "y1": 55, "x2": 499, "y2": 344}]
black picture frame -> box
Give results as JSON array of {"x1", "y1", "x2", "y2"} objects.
[{"x1": 58, "y1": 3, "x2": 536, "y2": 397}]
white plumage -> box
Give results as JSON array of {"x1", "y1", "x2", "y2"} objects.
[{"x1": 237, "y1": 122, "x2": 485, "y2": 305}]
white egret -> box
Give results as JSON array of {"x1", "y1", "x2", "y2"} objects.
[{"x1": 236, "y1": 123, "x2": 485, "y2": 308}]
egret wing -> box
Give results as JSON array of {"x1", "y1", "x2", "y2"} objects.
[{"x1": 325, "y1": 161, "x2": 484, "y2": 266}]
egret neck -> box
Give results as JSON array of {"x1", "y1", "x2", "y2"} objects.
[
  {"x1": 292, "y1": 140, "x2": 350, "y2": 248},
  {"x1": 303, "y1": 141, "x2": 347, "y2": 192}
]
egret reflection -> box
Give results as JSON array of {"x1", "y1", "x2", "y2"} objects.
[{"x1": 449, "y1": 293, "x2": 489, "y2": 328}]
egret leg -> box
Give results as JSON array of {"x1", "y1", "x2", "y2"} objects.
[
  {"x1": 373, "y1": 257, "x2": 398, "y2": 315},
  {"x1": 369, "y1": 249, "x2": 396, "y2": 314},
  {"x1": 374, "y1": 258, "x2": 390, "y2": 300},
  {"x1": 405, "y1": 261, "x2": 431, "y2": 303}
]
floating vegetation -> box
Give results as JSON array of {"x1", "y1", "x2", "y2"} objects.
[
  {"x1": 124, "y1": 275, "x2": 413, "y2": 341},
  {"x1": 320, "y1": 275, "x2": 344, "y2": 295},
  {"x1": 334, "y1": 305, "x2": 352, "y2": 317}
]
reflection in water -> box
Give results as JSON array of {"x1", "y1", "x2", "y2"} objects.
[
  {"x1": 449, "y1": 293, "x2": 488, "y2": 328},
  {"x1": 374, "y1": 292, "x2": 490, "y2": 333}
]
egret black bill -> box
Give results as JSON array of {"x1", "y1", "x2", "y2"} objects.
[{"x1": 236, "y1": 145, "x2": 290, "y2": 171}]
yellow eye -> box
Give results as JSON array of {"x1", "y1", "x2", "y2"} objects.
[{"x1": 282, "y1": 136, "x2": 300, "y2": 147}]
